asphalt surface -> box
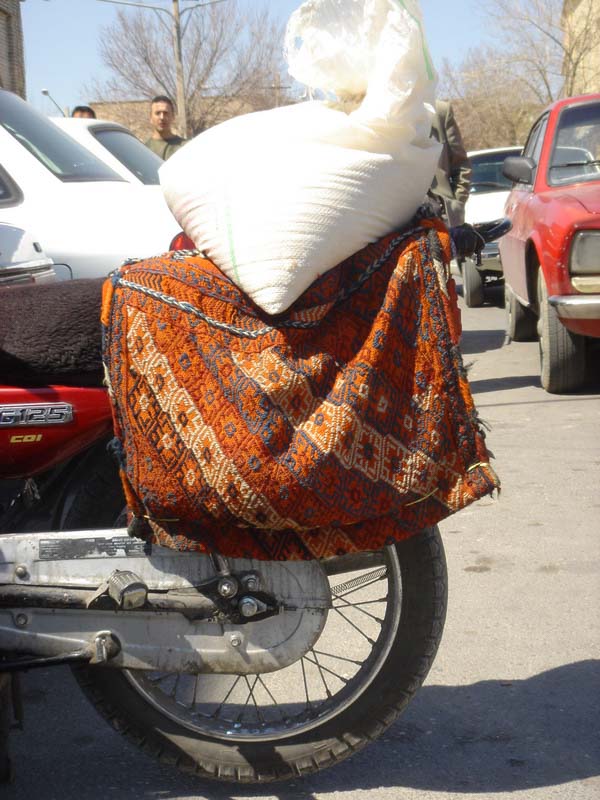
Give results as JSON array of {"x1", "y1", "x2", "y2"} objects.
[{"x1": 3, "y1": 280, "x2": 599, "y2": 800}]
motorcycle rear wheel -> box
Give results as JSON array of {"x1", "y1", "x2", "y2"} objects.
[{"x1": 73, "y1": 525, "x2": 447, "y2": 783}]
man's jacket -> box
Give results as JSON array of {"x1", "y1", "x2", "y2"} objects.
[{"x1": 430, "y1": 100, "x2": 472, "y2": 224}]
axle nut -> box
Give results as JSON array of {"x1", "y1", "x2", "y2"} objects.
[
  {"x1": 218, "y1": 577, "x2": 238, "y2": 598},
  {"x1": 242, "y1": 573, "x2": 260, "y2": 592},
  {"x1": 239, "y1": 597, "x2": 260, "y2": 618},
  {"x1": 229, "y1": 633, "x2": 242, "y2": 648}
]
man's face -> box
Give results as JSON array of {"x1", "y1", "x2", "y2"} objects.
[
  {"x1": 150, "y1": 101, "x2": 174, "y2": 137},
  {"x1": 73, "y1": 110, "x2": 95, "y2": 119}
]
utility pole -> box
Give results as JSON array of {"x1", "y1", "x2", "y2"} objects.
[
  {"x1": 97, "y1": 0, "x2": 227, "y2": 137},
  {"x1": 171, "y1": 1, "x2": 187, "y2": 138}
]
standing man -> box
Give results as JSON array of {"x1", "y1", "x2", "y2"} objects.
[
  {"x1": 430, "y1": 99, "x2": 472, "y2": 226},
  {"x1": 72, "y1": 105, "x2": 96, "y2": 119},
  {"x1": 144, "y1": 96, "x2": 186, "y2": 160}
]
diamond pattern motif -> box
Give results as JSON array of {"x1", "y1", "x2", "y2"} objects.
[{"x1": 102, "y1": 218, "x2": 499, "y2": 560}]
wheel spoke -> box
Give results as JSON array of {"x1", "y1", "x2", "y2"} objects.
[
  {"x1": 211, "y1": 674, "x2": 243, "y2": 719},
  {"x1": 191, "y1": 673, "x2": 201, "y2": 710},
  {"x1": 256, "y1": 675, "x2": 287, "y2": 720},
  {"x1": 301, "y1": 652, "x2": 312, "y2": 709},
  {"x1": 332, "y1": 592, "x2": 385, "y2": 623},
  {"x1": 170, "y1": 672, "x2": 181, "y2": 699},
  {"x1": 308, "y1": 649, "x2": 333, "y2": 698},
  {"x1": 311, "y1": 648, "x2": 362, "y2": 666},
  {"x1": 332, "y1": 605, "x2": 377, "y2": 645},
  {"x1": 244, "y1": 675, "x2": 264, "y2": 723},
  {"x1": 335, "y1": 597, "x2": 388, "y2": 607},
  {"x1": 120, "y1": 543, "x2": 413, "y2": 742},
  {"x1": 303, "y1": 653, "x2": 350, "y2": 685}
]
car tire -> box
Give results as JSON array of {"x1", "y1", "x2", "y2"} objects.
[
  {"x1": 537, "y1": 269, "x2": 586, "y2": 393},
  {"x1": 505, "y1": 284, "x2": 537, "y2": 342},
  {"x1": 462, "y1": 257, "x2": 485, "y2": 308}
]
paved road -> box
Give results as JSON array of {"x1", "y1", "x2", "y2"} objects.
[{"x1": 3, "y1": 282, "x2": 600, "y2": 800}]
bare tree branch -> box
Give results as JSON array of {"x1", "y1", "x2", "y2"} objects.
[
  {"x1": 89, "y1": 0, "x2": 289, "y2": 136},
  {"x1": 481, "y1": 0, "x2": 600, "y2": 99},
  {"x1": 439, "y1": 0, "x2": 600, "y2": 149}
]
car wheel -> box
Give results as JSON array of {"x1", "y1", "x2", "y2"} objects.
[
  {"x1": 537, "y1": 270, "x2": 586, "y2": 393},
  {"x1": 462, "y1": 257, "x2": 485, "y2": 308},
  {"x1": 505, "y1": 284, "x2": 537, "y2": 342}
]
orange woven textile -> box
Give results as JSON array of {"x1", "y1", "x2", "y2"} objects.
[{"x1": 102, "y1": 217, "x2": 499, "y2": 560}]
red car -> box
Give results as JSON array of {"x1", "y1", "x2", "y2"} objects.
[{"x1": 499, "y1": 93, "x2": 600, "y2": 393}]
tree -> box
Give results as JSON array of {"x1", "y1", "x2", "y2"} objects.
[
  {"x1": 91, "y1": 0, "x2": 289, "y2": 137},
  {"x1": 439, "y1": 48, "x2": 539, "y2": 150},
  {"x1": 438, "y1": 0, "x2": 600, "y2": 149},
  {"x1": 482, "y1": 0, "x2": 600, "y2": 102}
]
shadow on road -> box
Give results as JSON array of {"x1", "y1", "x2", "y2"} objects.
[
  {"x1": 469, "y1": 374, "x2": 540, "y2": 394},
  {"x1": 4, "y1": 660, "x2": 599, "y2": 799},
  {"x1": 460, "y1": 329, "x2": 506, "y2": 356}
]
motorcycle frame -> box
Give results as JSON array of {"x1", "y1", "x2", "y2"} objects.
[{"x1": 0, "y1": 528, "x2": 331, "y2": 675}]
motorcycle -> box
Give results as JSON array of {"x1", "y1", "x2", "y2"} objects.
[{"x1": 0, "y1": 219, "x2": 508, "y2": 784}]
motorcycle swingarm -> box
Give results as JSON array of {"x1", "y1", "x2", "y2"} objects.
[{"x1": 0, "y1": 529, "x2": 330, "y2": 675}]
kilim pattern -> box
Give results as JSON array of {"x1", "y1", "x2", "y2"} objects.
[{"x1": 101, "y1": 217, "x2": 499, "y2": 560}]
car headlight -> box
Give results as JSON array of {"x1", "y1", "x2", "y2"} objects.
[{"x1": 570, "y1": 231, "x2": 600, "y2": 275}]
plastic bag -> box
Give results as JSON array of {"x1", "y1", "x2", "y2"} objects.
[{"x1": 160, "y1": 0, "x2": 440, "y2": 315}]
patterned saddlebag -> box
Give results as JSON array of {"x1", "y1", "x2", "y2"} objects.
[{"x1": 101, "y1": 217, "x2": 499, "y2": 561}]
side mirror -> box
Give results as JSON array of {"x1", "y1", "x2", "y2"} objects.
[{"x1": 502, "y1": 156, "x2": 535, "y2": 185}]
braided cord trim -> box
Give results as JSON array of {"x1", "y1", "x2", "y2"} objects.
[{"x1": 115, "y1": 225, "x2": 425, "y2": 338}]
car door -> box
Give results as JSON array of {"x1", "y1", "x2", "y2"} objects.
[{"x1": 503, "y1": 115, "x2": 549, "y2": 303}]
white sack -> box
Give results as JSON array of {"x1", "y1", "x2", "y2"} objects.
[{"x1": 160, "y1": 0, "x2": 441, "y2": 315}]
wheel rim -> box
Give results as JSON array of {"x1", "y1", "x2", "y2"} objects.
[{"x1": 123, "y1": 546, "x2": 402, "y2": 742}]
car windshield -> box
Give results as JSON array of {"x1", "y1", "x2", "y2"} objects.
[
  {"x1": 469, "y1": 150, "x2": 520, "y2": 194},
  {"x1": 0, "y1": 91, "x2": 124, "y2": 183},
  {"x1": 93, "y1": 128, "x2": 162, "y2": 185},
  {"x1": 549, "y1": 100, "x2": 600, "y2": 186}
]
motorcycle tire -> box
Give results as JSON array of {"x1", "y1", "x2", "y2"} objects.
[
  {"x1": 71, "y1": 516, "x2": 447, "y2": 784},
  {"x1": 57, "y1": 439, "x2": 126, "y2": 530},
  {"x1": 0, "y1": 673, "x2": 12, "y2": 784}
]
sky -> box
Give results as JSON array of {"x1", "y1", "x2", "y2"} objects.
[{"x1": 21, "y1": 0, "x2": 484, "y2": 116}]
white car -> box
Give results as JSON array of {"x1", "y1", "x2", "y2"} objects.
[
  {"x1": 0, "y1": 90, "x2": 179, "y2": 281},
  {"x1": 0, "y1": 224, "x2": 56, "y2": 287},
  {"x1": 461, "y1": 145, "x2": 522, "y2": 307},
  {"x1": 51, "y1": 117, "x2": 163, "y2": 185}
]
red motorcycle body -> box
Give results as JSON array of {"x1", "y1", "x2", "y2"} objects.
[{"x1": 0, "y1": 385, "x2": 112, "y2": 479}]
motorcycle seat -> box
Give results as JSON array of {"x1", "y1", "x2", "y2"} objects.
[{"x1": 0, "y1": 278, "x2": 105, "y2": 387}]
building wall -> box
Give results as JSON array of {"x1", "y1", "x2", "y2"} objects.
[
  {"x1": 563, "y1": 0, "x2": 600, "y2": 95},
  {"x1": 91, "y1": 96, "x2": 260, "y2": 140},
  {"x1": 0, "y1": 0, "x2": 25, "y2": 98},
  {"x1": 91, "y1": 100, "x2": 152, "y2": 140}
]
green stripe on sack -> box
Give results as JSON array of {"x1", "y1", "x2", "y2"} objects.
[
  {"x1": 223, "y1": 189, "x2": 240, "y2": 283},
  {"x1": 392, "y1": 0, "x2": 435, "y2": 81}
]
